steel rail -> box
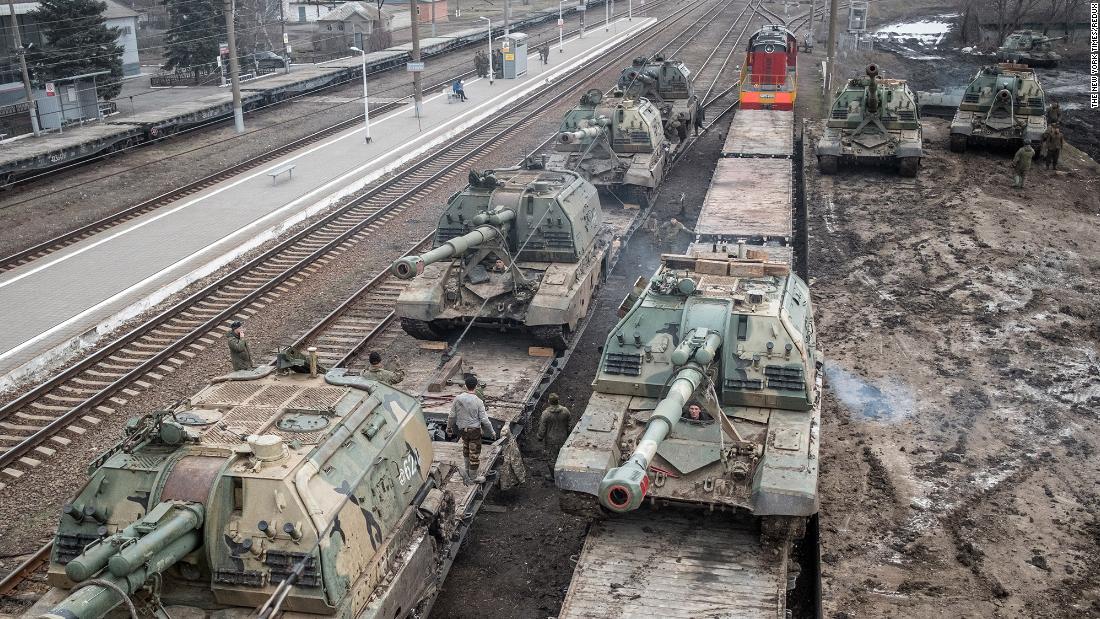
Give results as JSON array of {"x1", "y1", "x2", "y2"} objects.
[
  {"x1": 0, "y1": 1, "x2": 740, "y2": 598},
  {"x1": 0, "y1": 1, "x2": 673, "y2": 274},
  {"x1": 0, "y1": 0, "x2": 715, "y2": 475}
]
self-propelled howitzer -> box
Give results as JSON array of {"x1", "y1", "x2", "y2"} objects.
[
  {"x1": 556, "y1": 253, "x2": 822, "y2": 540},
  {"x1": 546, "y1": 89, "x2": 672, "y2": 206},
  {"x1": 950, "y1": 63, "x2": 1047, "y2": 152},
  {"x1": 817, "y1": 64, "x2": 923, "y2": 176},
  {"x1": 391, "y1": 166, "x2": 613, "y2": 350},
  {"x1": 24, "y1": 361, "x2": 469, "y2": 619}
]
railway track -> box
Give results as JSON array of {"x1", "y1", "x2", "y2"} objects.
[
  {"x1": 0, "y1": 0, "x2": 783, "y2": 603},
  {"x1": 0, "y1": 2, "x2": 662, "y2": 275},
  {"x1": 0, "y1": 0, "x2": 723, "y2": 488}
]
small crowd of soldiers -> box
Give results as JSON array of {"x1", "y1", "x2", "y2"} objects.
[{"x1": 1011, "y1": 102, "x2": 1065, "y2": 190}]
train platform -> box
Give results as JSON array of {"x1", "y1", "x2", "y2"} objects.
[{"x1": 0, "y1": 15, "x2": 657, "y2": 387}]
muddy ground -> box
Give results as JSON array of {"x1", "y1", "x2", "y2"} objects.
[{"x1": 807, "y1": 70, "x2": 1100, "y2": 619}]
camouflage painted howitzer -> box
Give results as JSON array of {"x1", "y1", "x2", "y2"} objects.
[
  {"x1": 950, "y1": 63, "x2": 1047, "y2": 153},
  {"x1": 998, "y1": 30, "x2": 1065, "y2": 67},
  {"x1": 556, "y1": 253, "x2": 823, "y2": 541},
  {"x1": 818, "y1": 64, "x2": 923, "y2": 177},
  {"x1": 391, "y1": 166, "x2": 613, "y2": 350},
  {"x1": 25, "y1": 367, "x2": 455, "y2": 619}
]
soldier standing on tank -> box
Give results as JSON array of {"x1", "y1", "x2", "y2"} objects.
[
  {"x1": 1011, "y1": 142, "x2": 1035, "y2": 189},
  {"x1": 361, "y1": 351, "x2": 404, "y2": 385},
  {"x1": 1042, "y1": 126, "x2": 1064, "y2": 170},
  {"x1": 448, "y1": 375, "x2": 497, "y2": 484},
  {"x1": 536, "y1": 393, "x2": 572, "y2": 477},
  {"x1": 227, "y1": 321, "x2": 253, "y2": 371}
]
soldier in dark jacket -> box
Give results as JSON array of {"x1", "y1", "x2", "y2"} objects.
[
  {"x1": 537, "y1": 393, "x2": 572, "y2": 475},
  {"x1": 1012, "y1": 143, "x2": 1035, "y2": 188},
  {"x1": 227, "y1": 321, "x2": 253, "y2": 371},
  {"x1": 1041, "y1": 126, "x2": 1064, "y2": 170},
  {"x1": 1046, "y1": 102, "x2": 1061, "y2": 126}
]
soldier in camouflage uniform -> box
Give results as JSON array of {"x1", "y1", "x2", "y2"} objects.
[
  {"x1": 1012, "y1": 142, "x2": 1035, "y2": 188},
  {"x1": 497, "y1": 425, "x2": 527, "y2": 491},
  {"x1": 537, "y1": 393, "x2": 572, "y2": 476},
  {"x1": 448, "y1": 375, "x2": 497, "y2": 484},
  {"x1": 227, "y1": 321, "x2": 253, "y2": 371},
  {"x1": 656, "y1": 217, "x2": 694, "y2": 249},
  {"x1": 361, "y1": 351, "x2": 405, "y2": 385}
]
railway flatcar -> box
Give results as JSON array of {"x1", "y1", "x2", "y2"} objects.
[
  {"x1": 738, "y1": 25, "x2": 798, "y2": 110},
  {"x1": 691, "y1": 108, "x2": 795, "y2": 264}
]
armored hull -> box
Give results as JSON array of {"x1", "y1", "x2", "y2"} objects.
[
  {"x1": 817, "y1": 65, "x2": 923, "y2": 176},
  {"x1": 23, "y1": 361, "x2": 498, "y2": 619},
  {"x1": 617, "y1": 55, "x2": 700, "y2": 140},
  {"x1": 392, "y1": 166, "x2": 614, "y2": 350},
  {"x1": 950, "y1": 63, "x2": 1047, "y2": 152}
]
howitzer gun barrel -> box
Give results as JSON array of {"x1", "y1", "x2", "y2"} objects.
[
  {"x1": 391, "y1": 210, "x2": 515, "y2": 279},
  {"x1": 559, "y1": 126, "x2": 605, "y2": 144},
  {"x1": 866, "y1": 64, "x2": 880, "y2": 115},
  {"x1": 598, "y1": 328, "x2": 723, "y2": 513},
  {"x1": 41, "y1": 503, "x2": 205, "y2": 619}
]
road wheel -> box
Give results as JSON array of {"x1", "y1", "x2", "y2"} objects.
[
  {"x1": 898, "y1": 157, "x2": 919, "y2": 177},
  {"x1": 400, "y1": 317, "x2": 447, "y2": 341},
  {"x1": 949, "y1": 134, "x2": 968, "y2": 153},
  {"x1": 818, "y1": 155, "x2": 838, "y2": 175},
  {"x1": 531, "y1": 325, "x2": 568, "y2": 352}
]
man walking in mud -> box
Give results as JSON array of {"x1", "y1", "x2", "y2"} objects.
[
  {"x1": 537, "y1": 393, "x2": 572, "y2": 476},
  {"x1": 1011, "y1": 142, "x2": 1035, "y2": 189},
  {"x1": 1041, "y1": 126, "x2": 1064, "y2": 171},
  {"x1": 448, "y1": 375, "x2": 497, "y2": 484}
]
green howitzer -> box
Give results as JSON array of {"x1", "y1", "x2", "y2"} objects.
[
  {"x1": 598, "y1": 327, "x2": 722, "y2": 513},
  {"x1": 391, "y1": 209, "x2": 516, "y2": 279},
  {"x1": 41, "y1": 502, "x2": 204, "y2": 619}
]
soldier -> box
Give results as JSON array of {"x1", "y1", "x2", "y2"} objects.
[
  {"x1": 539, "y1": 42, "x2": 551, "y2": 64},
  {"x1": 474, "y1": 51, "x2": 488, "y2": 78},
  {"x1": 490, "y1": 257, "x2": 508, "y2": 273},
  {"x1": 492, "y1": 49, "x2": 503, "y2": 78},
  {"x1": 226, "y1": 321, "x2": 253, "y2": 371},
  {"x1": 361, "y1": 351, "x2": 404, "y2": 385},
  {"x1": 1046, "y1": 102, "x2": 1061, "y2": 126},
  {"x1": 1011, "y1": 142, "x2": 1035, "y2": 188},
  {"x1": 657, "y1": 217, "x2": 693, "y2": 248},
  {"x1": 536, "y1": 393, "x2": 572, "y2": 476},
  {"x1": 693, "y1": 105, "x2": 705, "y2": 136},
  {"x1": 448, "y1": 375, "x2": 497, "y2": 484},
  {"x1": 682, "y1": 402, "x2": 710, "y2": 422},
  {"x1": 497, "y1": 425, "x2": 528, "y2": 491},
  {"x1": 1042, "y1": 126, "x2": 1064, "y2": 170}
]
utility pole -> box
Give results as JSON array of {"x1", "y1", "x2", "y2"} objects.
[
  {"x1": 807, "y1": 0, "x2": 814, "y2": 48},
  {"x1": 278, "y1": 0, "x2": 289, "y2": 73},
  {"x1": 504, "y1": 0, "x2": 510, "y2": 35},
  {"x1": 7, "y1": 0, "x2": 41, "y2": 136},
  {"x1": 408, "y1": 0, "x2": 423, "y2": 118},
  {"x1": 431, "y1": 0, "x2": 436, "y2": 36},
  {"x1": 824, "y1": 0, "x2": 838, "y2": 108},
  {"x1": 224, "y1": 0, "x2": 245, "y2": 132}
]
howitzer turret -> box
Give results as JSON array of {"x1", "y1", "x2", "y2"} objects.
[
  {"x1": 559, "y1": 125, "x2": 606, "y2": 144},
  {"x1": 392, "y1": 166, "x2": 612, "y2": 349},
  {"x1": 392, "y1": 210, "x2": 515, "y2": 279},
  {"x1": 599, "y1": 328, "x2": 721, "y2": 512}
]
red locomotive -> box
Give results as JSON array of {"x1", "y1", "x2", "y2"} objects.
[{"x1": 739, "y1": 25, "x2": 798, "y2": 110}]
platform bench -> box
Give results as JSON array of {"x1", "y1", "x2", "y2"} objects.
[{"x1": 267, "y1": 164, "x2": 296, "y2": 182}]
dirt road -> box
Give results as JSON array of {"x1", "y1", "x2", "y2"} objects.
[{"x1": 806, "y1": 117, "x2": 1100, "y2": 617}]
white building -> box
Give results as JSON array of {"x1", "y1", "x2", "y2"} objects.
[{"x1": 103, "y1": 0, "x2": 140, "y2": 77}]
